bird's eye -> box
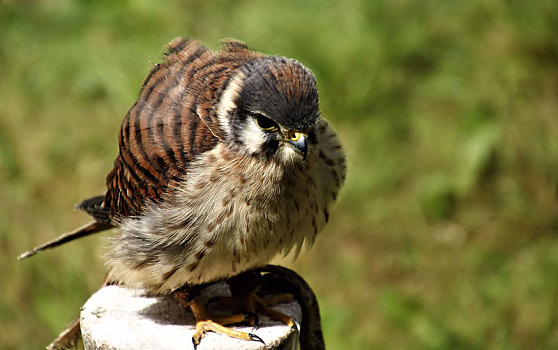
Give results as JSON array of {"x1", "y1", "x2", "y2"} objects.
[{"x1": 254, "y1": 114, "x2": 279, "y2": 132}]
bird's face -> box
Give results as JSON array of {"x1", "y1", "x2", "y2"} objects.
[{"x1": 218, "y1": 57, "x2": 320, "y2": 164}]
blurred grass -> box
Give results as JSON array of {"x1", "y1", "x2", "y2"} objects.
[{"x1": 1, "y1": 0, "x2": 557, "y2": 349}]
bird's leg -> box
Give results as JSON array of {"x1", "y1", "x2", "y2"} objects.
[
  {"x1": 173, "y1": 288, "x2": 264, "y2": 348},
  {"x1": 189, "y1": 299, "x2": 264, "y2": 348},
  {"x1": 208, "y1": 291, "x2": 296, "y2": 328},
  {"x1": 245, "y1": 291, "x2": 296, "y2": 328}
]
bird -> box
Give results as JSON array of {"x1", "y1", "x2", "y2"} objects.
[{"x1": 19, "y1": 37, "x2": 346, "y2": 347}]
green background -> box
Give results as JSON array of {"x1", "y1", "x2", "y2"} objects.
[{"x1": 1, "y1": 0, "x2": 557, "y2": 349}]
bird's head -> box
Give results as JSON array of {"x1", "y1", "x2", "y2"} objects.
[{"x1": 217, "y1": 56, "x2": 320, "y2": 164}]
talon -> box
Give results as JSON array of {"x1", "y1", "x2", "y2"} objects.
[
  {"x1": 291, "y1": 318, "x2": 301, "y2": 333},
  {"x1": 249, "y1": 333, "x2": 265, "y2": 344},
  {"x1": 184, "y1": 290, "x2": 293, "y2": 348}
]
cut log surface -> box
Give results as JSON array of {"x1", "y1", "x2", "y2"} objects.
[{"x1": 80, "y1": 283, "x2": 301, "y2": 350}]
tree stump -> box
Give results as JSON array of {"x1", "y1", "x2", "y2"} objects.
[{"x1": 79, "y1": 265, "x2": 323, "y2": 349}]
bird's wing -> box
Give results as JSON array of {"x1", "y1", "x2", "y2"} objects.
[
  {"x1": 18, "y1": 38, "x2": 264, "y2": 259},
  {"x1": 104, "y1": 38, "x2": 217, "y2": 218},
  {"x1": 103, "y1": 38, "x2": 262, "y2": 220}
]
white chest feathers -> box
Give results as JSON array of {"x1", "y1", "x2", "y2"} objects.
[{"x1": 108, "y1": 119, "x2": 346, "y2": 294}]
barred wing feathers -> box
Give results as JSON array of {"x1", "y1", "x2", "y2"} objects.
[{"x1": 104, "y1": 38, "x2": 262, "y2": 220}]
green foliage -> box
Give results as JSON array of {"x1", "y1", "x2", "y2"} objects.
[{"x1": 1, "y1": 0, "x2": 557, "y2": 348}]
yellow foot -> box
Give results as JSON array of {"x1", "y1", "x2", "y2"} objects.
[
  {"x1": 192, "y1": 319, "x2": 264, "y2": 348},
  {"x1": 209, "y1": 291, "x2": 296, "y2": 329},
  {"x1": 189, "y1": 298, "x2": 265, "y2": 349},
  {"x1": 173, "y1": 285, "x2": 296, "y2": 349},
  {"x1": 246, "y1": 292, "x2": 296, "y2": 328}
]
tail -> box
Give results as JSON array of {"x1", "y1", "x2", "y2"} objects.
[
  {"x1": 18, "y1": 195, "x2": 113, "y2": 260},
  {"x1": 18, "y1": 220, "x2": 113, "y2": 260}
]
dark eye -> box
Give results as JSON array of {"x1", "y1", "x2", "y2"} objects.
[{"x1": 254, "y1": 114, "x2": 279, "y2": 131}]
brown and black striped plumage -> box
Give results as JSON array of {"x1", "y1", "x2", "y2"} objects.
[
  {"x1": 19, "y1": 37, "x2": 345, "y2": 349},
  {"x1": 103, "y1": 38, "x2": 264, "y2": 219},
  {"x1": 21, "y1": 37, "x2": 346, "y2": 294}
]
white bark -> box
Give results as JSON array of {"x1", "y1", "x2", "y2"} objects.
[{"x1": 80, "y1": 283, "x2": 301, "y2": 350}]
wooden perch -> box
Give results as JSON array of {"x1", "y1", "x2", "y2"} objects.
[{"x1": 78, "y1": 265, "x2": 324, "y2": 350}]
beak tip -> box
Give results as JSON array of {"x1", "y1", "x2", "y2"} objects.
[{"x1": 286, "y1": 134, "x2": 307, "y2": 159}]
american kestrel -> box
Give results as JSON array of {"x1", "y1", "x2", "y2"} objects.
[{"x1": 20, "y1": 38, "x2": 346, "y2": 347}]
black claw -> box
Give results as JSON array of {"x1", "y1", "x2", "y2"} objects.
[
  {"x1": 249, "y1": 333, "x2": 265, "y2": 345},
  {"x1": 292, "y1": 319, "x2": 301, "y2": 333},
  {"x1": 192, "y1": 337, "x2": 198, "y2": 350}
]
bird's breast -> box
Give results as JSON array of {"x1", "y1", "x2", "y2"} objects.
[{"x1": 108, "y1": 119, "x2": 345, "y2": 294}]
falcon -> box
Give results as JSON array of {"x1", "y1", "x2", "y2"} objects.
[{"x1": 20, "y1": 38, "x2": 346, "y2": 347}]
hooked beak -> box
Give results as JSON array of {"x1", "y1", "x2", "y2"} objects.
[{"x1": 286, "y1": 131, "x2": 308, "y2": 159}]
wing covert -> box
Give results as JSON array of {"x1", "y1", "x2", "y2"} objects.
[{"x1": 102, "y1": 38, "x2": 265, "y2": 220}]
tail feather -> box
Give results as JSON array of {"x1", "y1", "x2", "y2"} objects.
[
  {"x1": 76, "y1": 195, "x2": 111, "y2": 223},
  {"x1": 45, "y1": 318, "x2": 81, "y2": 350},
  {"x1": 18, "y1": 220, "x2": 113, "y2": 260}
]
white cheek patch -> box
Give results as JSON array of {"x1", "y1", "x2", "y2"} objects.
[
  {"x1": 239, "y1": 118, "x2": 266, "y2": 154},
  {"x1": 216, "y1": 71, "x2": 245, "y2": 137}
]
